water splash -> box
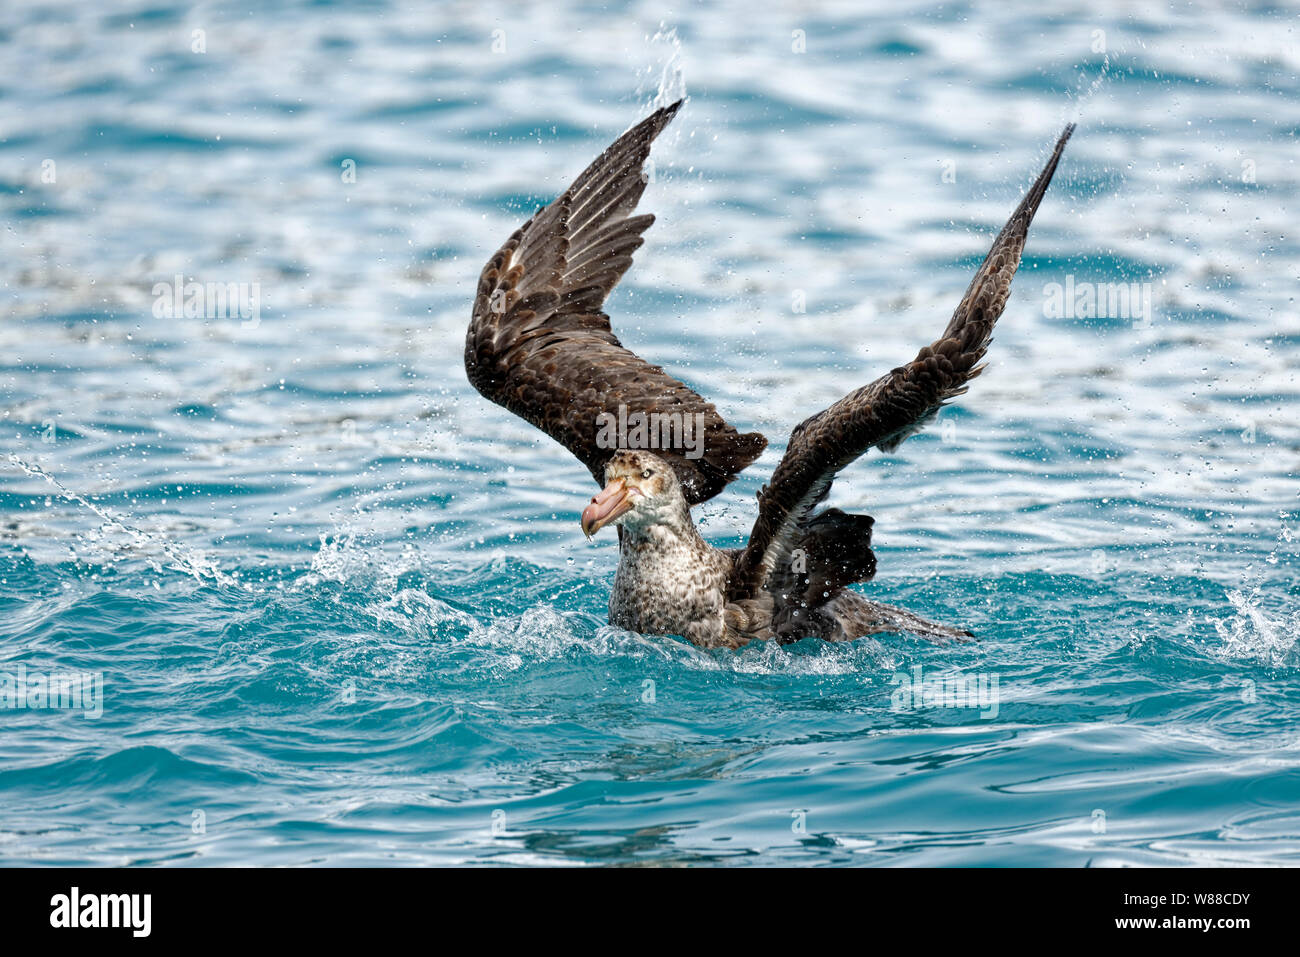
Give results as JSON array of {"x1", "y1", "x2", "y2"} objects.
[
  {"x1": 1210, "y1": 587, "x2": 1299, "y2": 668},
  {"x1": 4, "y1": 453, "x2": 244, "y2": 590},
  {"x1": 308, "y1": 532, "x2": 361, "y2": 584},
  {"x1": 1206, "y1": 522, "x2": 1298, "y2": 667},
  {"x1": 303, "y1": 526, "x2": 427, "y2": 589},
  {"x1": 1264, "y1": 522, "x2": 1295, "y2": 567},
  {"x1": 1066, "y1": 38, "x2": 1112, "y2": 127},
  {"x1": 642, "y1": 24, "x2": 686, "y2": 109}
]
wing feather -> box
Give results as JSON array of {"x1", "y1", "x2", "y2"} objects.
[
  {"x1": 465, "y1": 101, "x2": 767, "y2": 505},
  {"x1": 729, "y1": 124, "x2": 1075, "y2": 600}
]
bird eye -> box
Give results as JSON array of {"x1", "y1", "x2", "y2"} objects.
[{"x1": 641, "y1": 469, "x2": 653, "y2": 479}]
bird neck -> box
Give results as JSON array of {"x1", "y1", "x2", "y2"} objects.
[{"x1": 620, "y1": 502, "x2": 707, "y2": 554}]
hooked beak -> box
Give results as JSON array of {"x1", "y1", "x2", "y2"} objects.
[{"x1": 581, "y1": 478, "x2": 635, "y2": 538}]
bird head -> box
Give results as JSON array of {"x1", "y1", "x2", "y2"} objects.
[{"x1": 581, "y1": 450, "x2": 684, "y2": 538}]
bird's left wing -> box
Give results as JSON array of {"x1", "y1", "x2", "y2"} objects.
[
  {"x1": 465, "y1": 101, "x2": 767, "y2": 506},
  {"x1": 729, "y1": 124, "x2": 1075, "y2": 600}
]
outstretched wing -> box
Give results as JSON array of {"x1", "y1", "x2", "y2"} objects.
[
  {"x1": 465, "y1": 100, "x2": 767, "y2": 506},
  {"x1": 729, "y1": 124, "x2": 1075, "y2": 600}
]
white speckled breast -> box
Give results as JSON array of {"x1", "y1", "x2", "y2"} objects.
[{"x1": 608, "y1": 521, "x2": 733, "y2": 647}]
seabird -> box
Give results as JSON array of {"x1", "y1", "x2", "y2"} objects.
[{"x1": 465, "y1": 100, "x2": 1073, "y2": 649}]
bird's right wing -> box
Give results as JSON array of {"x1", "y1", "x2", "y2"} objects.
[{"x1": 729, "y1": 125, "x2": 1075, "y2": 601}]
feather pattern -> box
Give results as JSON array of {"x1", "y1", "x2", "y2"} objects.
[
  {"x1": 728, "y1": 124, "x2": 1075, "y2": 603},
  {"x1": 465, "y1": 100, "x2": 767, "y2": 505}
]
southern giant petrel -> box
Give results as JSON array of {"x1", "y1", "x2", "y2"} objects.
[{"x1": 465, "y1": 100, "x2": 1073, "y2": 648}]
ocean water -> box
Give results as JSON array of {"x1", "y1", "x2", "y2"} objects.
[{"x1": 2, "y1": 0, "x2": 1298, "y2": 866}]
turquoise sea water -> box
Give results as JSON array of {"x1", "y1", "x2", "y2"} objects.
[{"x1": 2, "y1": 0, "x2": 1298, "y2": 865}]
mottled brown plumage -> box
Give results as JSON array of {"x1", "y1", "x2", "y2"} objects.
[
  {"x1": 465, "y1": 100, "x2": 766, "y2": 505},
  {"x1": 729, "y1": 122, "x2": 1076, "y2": 605},
  {"x1": 465, "y1": 101, "x2": 1074, "y2": 648}
]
